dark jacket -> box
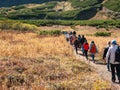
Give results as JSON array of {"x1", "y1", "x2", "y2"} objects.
[
  {"x1": 74, "y1": 40, "x2": 79, "y2": 47},
  {"x1": 103, "y1": 46, "x2": 109, "y2": 59},
  {"x1": 80, "y1": 37, "x2": 86, "y2": 45}
]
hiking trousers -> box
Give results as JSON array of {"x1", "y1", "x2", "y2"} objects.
[
  {"x1": 84, "y1": 50, "x2": 88, "y2": 60},
  {"x1": 75, "y1": 46, "x2": 78, "y2": 54},
  {"x1": 110, "y1": 64, "x2": 120, "y2": 81},
  {"x1": 107, "y1": 59, "x2": 110, "y2": 71}
]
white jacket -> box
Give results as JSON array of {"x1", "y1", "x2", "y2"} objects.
[{"x1": 106, "y1": 45, "x2": 120, "y2": 64}]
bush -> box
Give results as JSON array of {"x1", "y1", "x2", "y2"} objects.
[
  {"x1": 0, "y1": 20, "x2": 38, "y2": 31},
  {"x1": 12, "y1": 22, "x2": 37, "y2": 31},
  {"x1": 94, "y1": 32, "x2": 111, "y2": 37},
  {"x1": 37, "y1": 30, "x2": 61, "y2": 36}
]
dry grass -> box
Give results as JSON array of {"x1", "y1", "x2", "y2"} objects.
[
  {"x1": 0, "y1": 30, "x2": 112, "y2": 90},
  {"x1": 0, "y1": 30, "x2": 73, "y2": 58}
]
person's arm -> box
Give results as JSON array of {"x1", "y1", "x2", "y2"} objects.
[{"x1": 106, "y1": 48, "x2": 111, "y2": 63}]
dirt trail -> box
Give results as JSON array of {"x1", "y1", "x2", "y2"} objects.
[{"x1": 74, "y1": 49, "x2": 120, "y2": 89}]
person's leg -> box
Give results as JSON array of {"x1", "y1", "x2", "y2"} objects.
[
  {"x1": 75, "y1": 46, "x2": 78, "y2": 54},
  {"x1": 91, "y1": 54, "x2": 95, "y2": 63},
  {"x1": 116, "y1": 64, "x2": 120, "y2": 83},
  {"x1": 107, "y1": 59, "x2": 110, "y2": 71},
  {"x1": 81, "y1": 45, "x2": 84, "y2": 55},
  {"x1": 110, "y1": 64, "x2": 116, "y2": 82},
  {"x1": 84, "y1": 50, "x2": 88, "y2": 60}
]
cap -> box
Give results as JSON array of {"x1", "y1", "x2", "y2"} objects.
[{"x1": 111, "y1": 40, "x2": 117, "y2": 45}]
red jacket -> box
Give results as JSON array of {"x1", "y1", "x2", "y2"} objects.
[{"x1": 83, "y1": 43, "x2": 89, "y2": 51}]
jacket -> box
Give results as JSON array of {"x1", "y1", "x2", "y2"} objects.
[
  {"x1": 83, "y1": 43, "x2": 89, "y2": 51},
  {"x1": 106, "y1": 45, "x2": 120, "y2": 64},
  {"x1": 103, "y1": 46, "x2": 110, "y2": 59}
]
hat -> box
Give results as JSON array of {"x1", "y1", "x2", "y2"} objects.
[{"x1": 111, "y1": 40, "x2": 117, "y2": 45}]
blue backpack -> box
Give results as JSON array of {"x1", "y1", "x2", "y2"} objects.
[{"x1": 115, "y1": 46, "x2": 120, "y2": 62}]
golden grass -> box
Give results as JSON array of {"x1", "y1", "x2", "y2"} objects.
[
  {"x1": 0, "y1": 30, "x2": 73, "y2": 59},
  {"x1": 0, "y1": 30, "x2": 113, "y2": 90}
]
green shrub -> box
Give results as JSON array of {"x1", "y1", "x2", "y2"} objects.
[
  {"x1": 12, "y1": 22, "x2": 37, "y2": 31},
  {"x1": 20, "y1": 20, "x2": 120, "y2": 29},
  {"x1": 38, "y1": 30, "x2": 61, "y2": 36},
  {"x1": 94, "y1": 32, "x2": 111, "y2": 37},
  {"x1": 0, "y1": 20, "x2": 38, "y2": 31},
  {"x1": 104, "y1": 0, "x2": 120, "y2": 12}
]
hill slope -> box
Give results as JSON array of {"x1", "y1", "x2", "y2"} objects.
[
  {"x1": 104, "y1": 0, "x2": 120, "y2": 12},
  {"x1": 0, "y1": 0, "x2": 103, "y2": 20},
  {"x1": 0, "y1": 0, "x2": 120, "y2": 20},
  {"x1": 103, "y1": 0, "x2": 120, "y2": 19}
]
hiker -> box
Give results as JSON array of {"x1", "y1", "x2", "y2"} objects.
[
  {"x1": 71, "y1": 31, "x2": 77, "y2": 45},
  {"x1": 89, "y1": 41, "x2": 97, "y2": 63},
  {"x1": 83, "y1": 41, "x2": 89, "y2": 60},
  {"x1": 106, "y1": 40, "x2": 120, "y2": 83},
  {"x1": 65, "y1": 32, "x2": 70, "y2": 42},
  {"x1": 103, "y1": 41, "x2": 111, "y2": 71},
  {"x1": 74, "y1": 38, "x2": 79, "y2": 54},
  {"x1": 73, "y1": 31, "x2": 76, "y2": 36},
  {"x1": 80, "y1": 35, "x2": 87, "y2": 55},
  {"x1": 78, "y1": 35, "x2": 81, "y2": 48},
  {"x1": 69, "y1": 32, "x2": 73, "y2": 45}
]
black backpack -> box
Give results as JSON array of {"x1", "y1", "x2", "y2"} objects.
[{"x1": 115, "y1": 46, "x2": 120, "y2": 62}]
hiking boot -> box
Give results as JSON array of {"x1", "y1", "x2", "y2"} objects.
[{"x1": 112, "y1": 79, "x2": 115, "y2": 83}]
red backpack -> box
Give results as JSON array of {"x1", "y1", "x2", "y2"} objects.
[
  {"x1": 90, "y1": 44, "x2": 97, "y2": 53},
  {"x1": 83, "y1": 43, "x2": 89, "y2": 51}
]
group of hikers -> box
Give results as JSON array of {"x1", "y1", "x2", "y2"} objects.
[
  {"x1": 65, "y1": 31, "x2": 97, "y2": 63},
  {"x1": 64, "y1": 31, "x2": 120, "y2": 84}
]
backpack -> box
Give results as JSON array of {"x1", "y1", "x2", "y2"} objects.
[
  {"x1": 90, "y1": 44, "x2": 97, "y2": 53},
  {"x1": 115, "y1": 46, "x2": 120, "y2": 62},
  {"x1": 83, "y1": 43, "x2": 89, "y2": 51}
]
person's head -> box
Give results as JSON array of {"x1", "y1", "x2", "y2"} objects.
[
  {"x1": 91, "y1": 41, "x2": 94, "y2": 44},
  {"x1": 111, "y1": 40, "x2": 117, "y2": 45},
  {"x1": 82, "y1": 35, "x2": 84, "y2": 38},
  {"x1": 107, "y1": 41, "x2": 111, "y2": 46},
  {"x1": 73, "y1": 31, "x2": 76, "y2": 35},
  {"x1": 78, "y1": 35, "x2": 81, "y2": 37}
]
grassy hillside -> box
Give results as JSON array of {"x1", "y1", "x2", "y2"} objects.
[
  {"x1": 104, "y1": 0, "x2": 120, "y2": 12},
  {"x1": 0, "y1": 0, "x2": 103, "y2": 20},
  {"x1": 103, "y1": 0, "x2": 120, "y2": 20}
]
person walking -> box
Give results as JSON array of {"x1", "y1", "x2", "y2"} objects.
[
  {"x1": 83, "y1": 41, "x2": 89, "y2": 60},
  {"x1": 74, "y1": 38, "x2": 79, "y2": 54},
  {"x1": 80, "y1": 35, "x2": 87, "y2": 55},
  {"x1": 89, "y1": 41, "x2": 97, "y2": 63},
  {"x1": 106, "y1": 40, "x2": 120, "y2": 83},
  {"x1": 65, "y1": 32, "x2": 70, "y2": 42},
  {"x1": 103, "y1": 41, "x2": 111, "y2": 71},
  {"x1": 78, "y1": 35, "x2": 81, "y2": 48}
]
